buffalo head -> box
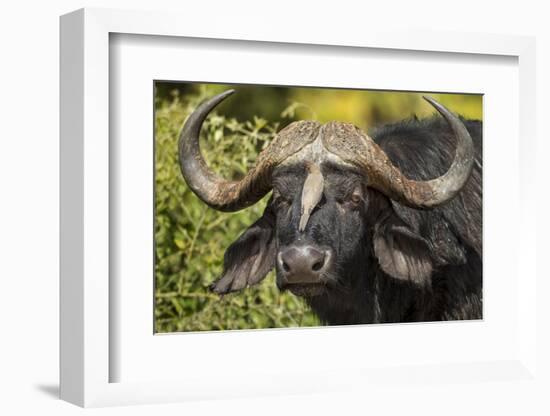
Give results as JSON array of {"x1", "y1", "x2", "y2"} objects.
[{"x1": 177, "y1": 90, "x2": 475, "y2": 299}]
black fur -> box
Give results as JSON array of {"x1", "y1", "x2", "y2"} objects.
[{"x1": 211, "y1": 116, "x2": 482, "y2": 325}]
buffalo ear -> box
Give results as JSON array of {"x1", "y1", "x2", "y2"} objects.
[
  {"x1": 210, "y1": 203, "x2": 276, "y2": 294},
  {"x1": 373, "y1": 210, "x2": 433, "y2": 286}
]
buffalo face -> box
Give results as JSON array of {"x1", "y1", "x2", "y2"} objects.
[{"x1": 271, "y1": 163, "x2": 368, "y2": 297}]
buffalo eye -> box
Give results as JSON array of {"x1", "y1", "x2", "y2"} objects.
[
  {"x1": 343, "y1": 187, "x2": 363, "y2": 208},
  {"x1": 335, "y1": 187, "x2": 363, "y2": 210},
  {"x1": 350, "y1": 190, "x2": 362, "y2": 205},
  {"x1": 272, "y1": 189, "x2": 291, "y2": 207}
]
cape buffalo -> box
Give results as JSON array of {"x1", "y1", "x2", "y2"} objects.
[{"x1": 178, "y1": 90, "x2": 482, "y2": 325}]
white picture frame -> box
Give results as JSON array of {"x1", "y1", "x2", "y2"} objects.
[{"x1": 60, "y1": 7, "x2": 538, "y2": 408}]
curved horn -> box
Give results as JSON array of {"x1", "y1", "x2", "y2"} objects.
[
  {"x1": 323, "y1": 96, "x2": 475, "y2": 209},
  {"x1": 178, "y1": 90, "x2": 321, "y2": 212}
]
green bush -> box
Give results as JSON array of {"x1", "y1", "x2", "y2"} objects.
[{"x1": 154, "y1": 87, "x2": 319, "y2": 333}]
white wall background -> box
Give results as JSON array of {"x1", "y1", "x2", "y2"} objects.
[{"x1": 0, "y1": 1, "x2": 547, "y2": 414}]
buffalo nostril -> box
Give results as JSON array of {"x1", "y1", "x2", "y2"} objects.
[
  {"x1": 312, "y1": 259, "x2": 324, "y2": 272},
  {"x1": 282, "y1": 260, "x2": 290, "y2": 273}
]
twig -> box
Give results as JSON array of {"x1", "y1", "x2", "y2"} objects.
[{"x1": 187, "y1": 206, "x2": 208, "y2": 262}]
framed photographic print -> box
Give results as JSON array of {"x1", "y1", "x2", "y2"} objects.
[{"x1": 60, "y1": 7, "x2": 538, "y2": 408}]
